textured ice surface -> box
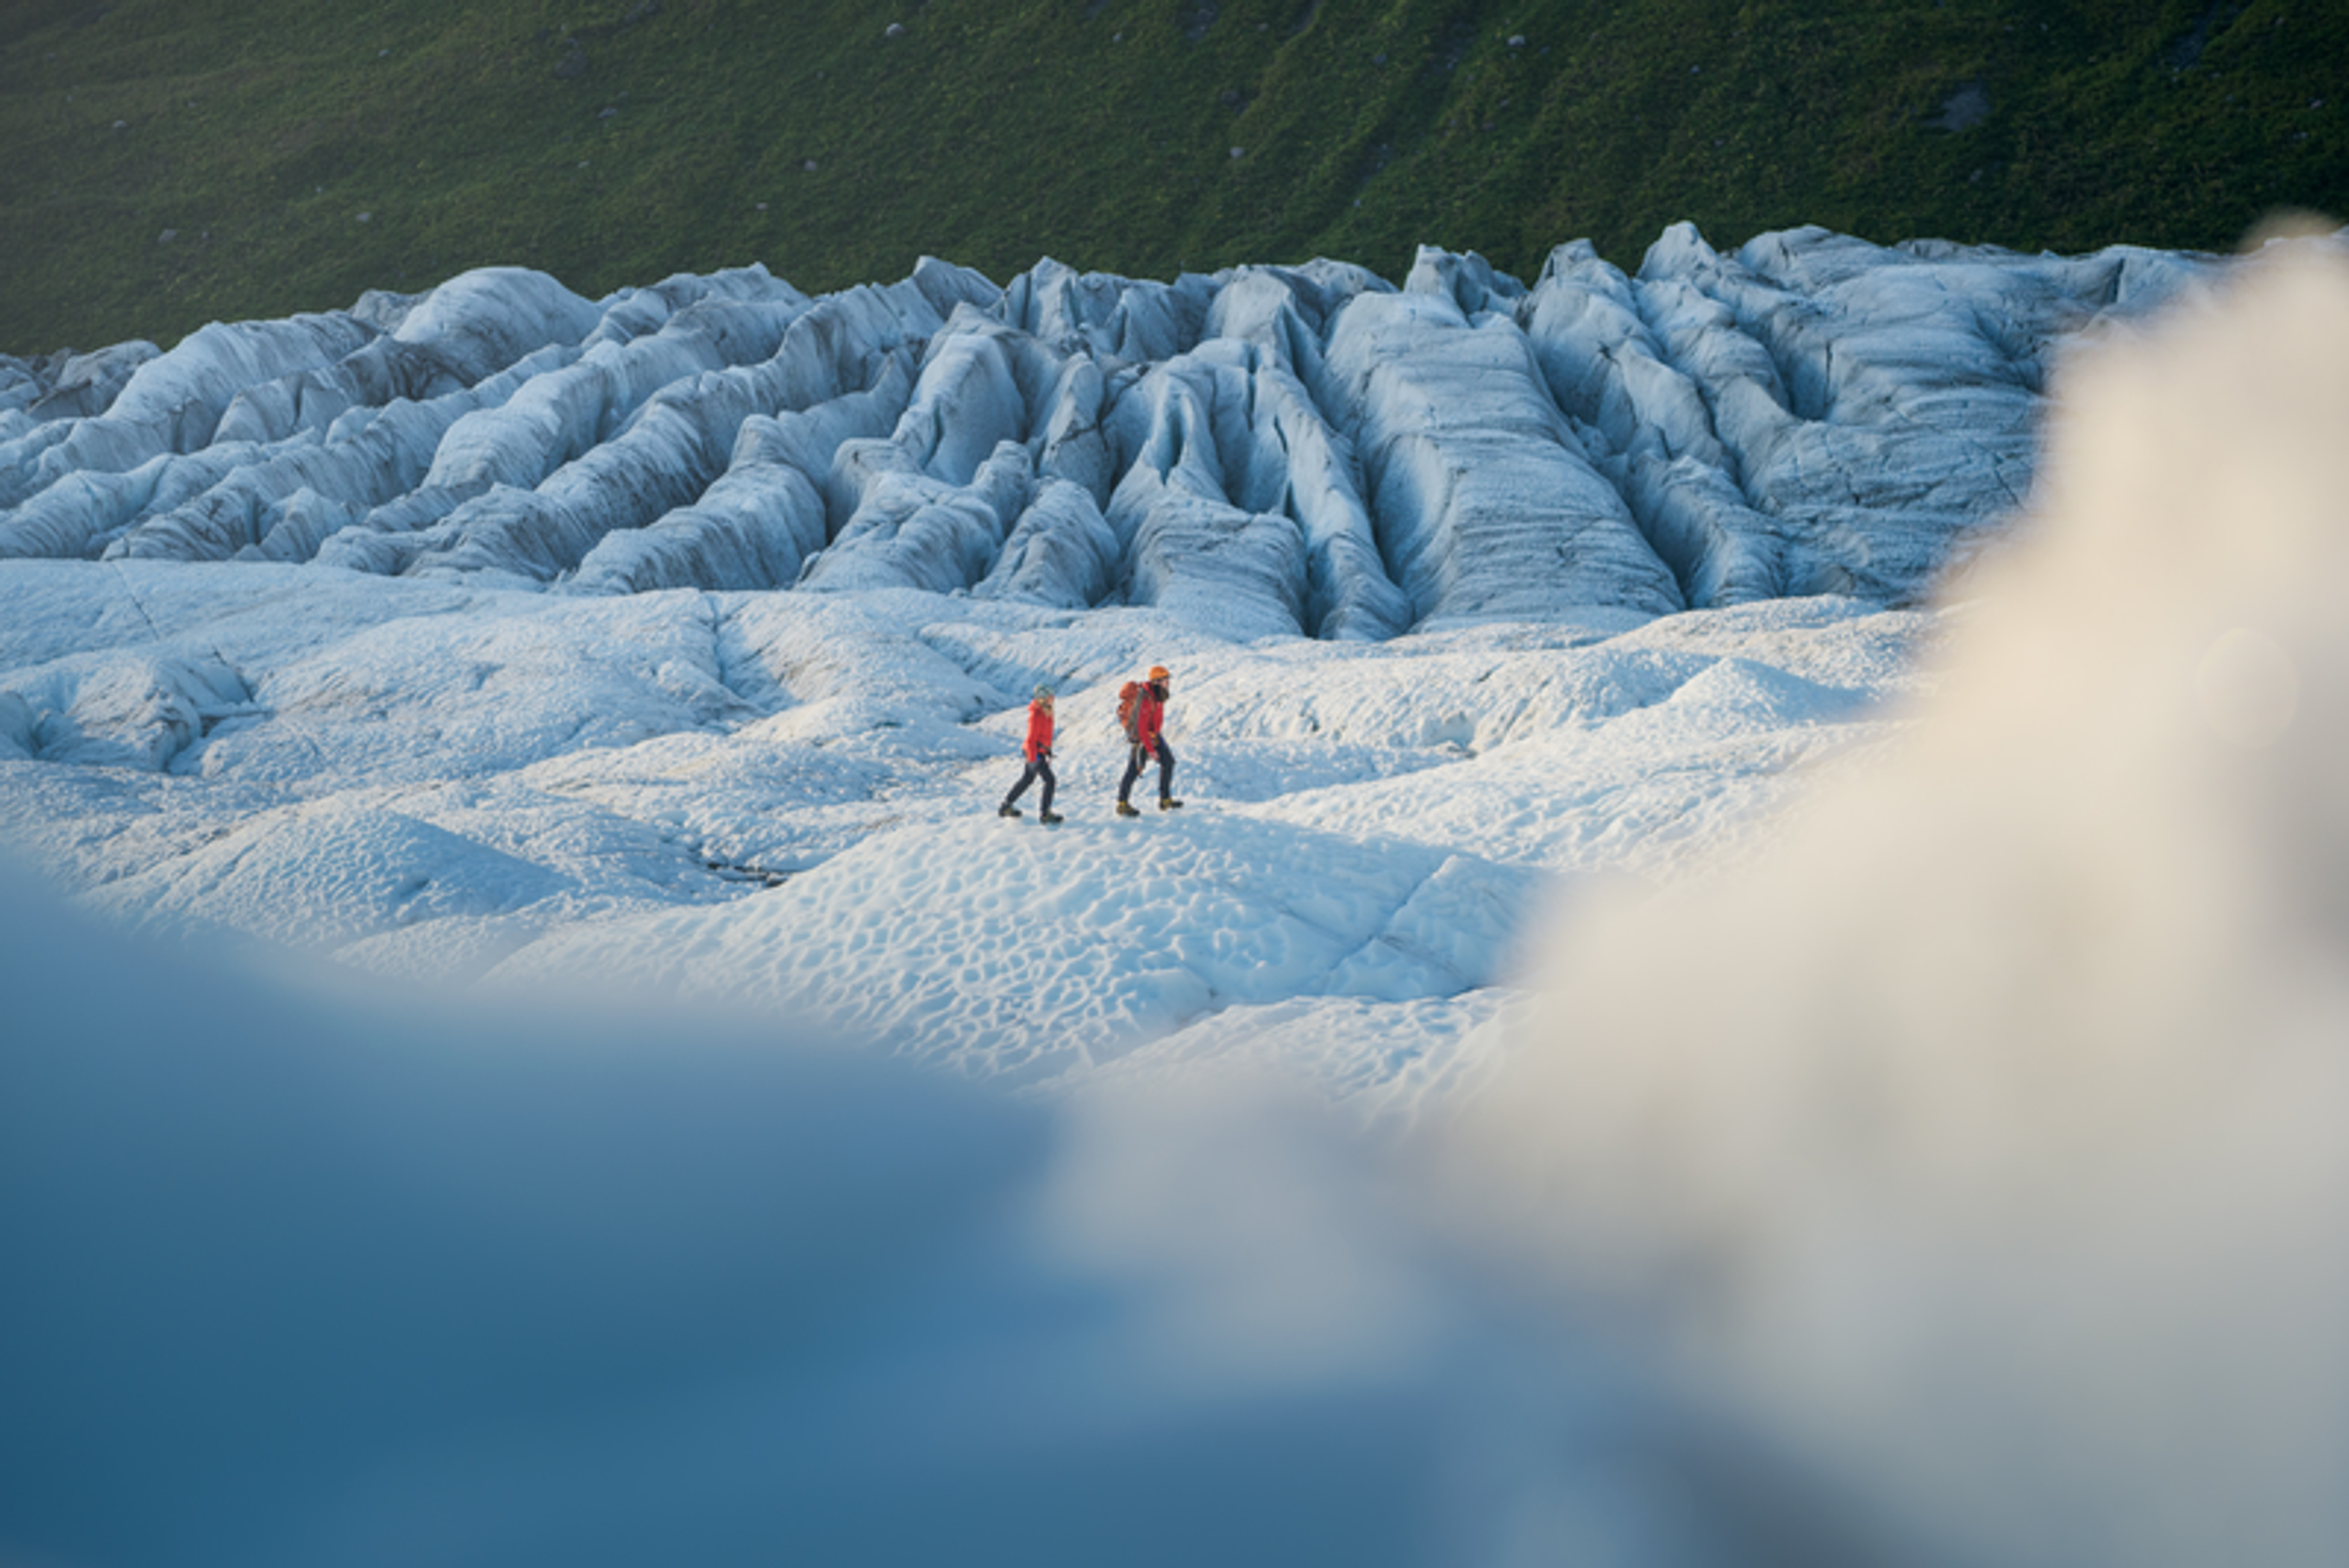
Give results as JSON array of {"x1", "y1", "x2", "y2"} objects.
[
  {"x1": 0, "y1": 226, "x2": 2247, "y2": 631},
  {"x1": 0, "y1": 551, "x2": 1932, "y2": 1092},
  {"x1": 4, "y1": 217, "x2": 2303, "y2": 1090}
]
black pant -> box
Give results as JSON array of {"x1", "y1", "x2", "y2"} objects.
[
  {"x1": 1004, "y1": 757, "x2": 1055, "y2": 812},
  {"x1": 1118, "y1": 737, "x2": 1175, "y2": 803}
]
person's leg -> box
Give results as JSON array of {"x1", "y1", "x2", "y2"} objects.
[
  {"x1": 1038, "y1": 759, "x2": 1056, "y2": 816},
  {"x1": 1155, "y1": 738, "x2": 1178, "y2": 804},
  {"x1": 1117, "y1": 745, "x2": 1144, "y2": 804},
  {"x1": 1003, "y1": 760, "x2": 1039, "y2": 812}
]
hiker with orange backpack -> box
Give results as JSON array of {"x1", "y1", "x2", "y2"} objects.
[
  {"x1": 999, "y1": 683, "x2": 1063, "y2": 823},
  {"x1": 1115, "y1": 665, "x2": 1183, "y2": 816}
]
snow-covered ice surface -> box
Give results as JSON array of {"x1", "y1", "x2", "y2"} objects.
[
  {"x1": 0, "y1": 555, "x2": 1928, "y2": 1098},
  {"x1": 6, "y1": 225, "x2": 2349, "y2": 1567},
  {"x1": 2, "y1": 217, "x2": 2206, "y2": 1099}
]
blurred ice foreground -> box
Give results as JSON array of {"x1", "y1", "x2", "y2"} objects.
[{"x1": 1455, "y1": 231, "x2": 2349, "y2": 1568}]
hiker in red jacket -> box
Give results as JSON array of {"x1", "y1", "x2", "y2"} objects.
[
  {"x1": 999, "y1": 683, "x2": 1062, "y2": 823},
  {"x1": 1116, "y1": 665, "x2": 1182, "y2": 816}
]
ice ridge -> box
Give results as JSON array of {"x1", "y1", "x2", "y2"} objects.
[{"x1": 0, "y1": 227, "x2": 2245, "y2": 633}]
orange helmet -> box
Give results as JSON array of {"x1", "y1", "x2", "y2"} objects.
[{"x1": 1148, "y1": 665, "x2": 1170, "y2": 680}]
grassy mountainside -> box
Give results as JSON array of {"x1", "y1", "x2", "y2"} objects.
[{"x1": 2, "y1": 0, "x2": 2342, "y2": 355}]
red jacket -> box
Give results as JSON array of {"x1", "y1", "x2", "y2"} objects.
[
  {"x1": 1132, "y1": 684, "x2": 1165, "y2": 751},
  {"x1": 1024, "y1": 701, "x2": 1054, "y2": 762}
]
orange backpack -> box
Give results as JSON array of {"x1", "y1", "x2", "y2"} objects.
[{"x1": 1114, "y1": 680, "x2": 1143, "y2": 741}]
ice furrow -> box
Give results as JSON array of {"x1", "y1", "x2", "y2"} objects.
[{"x1": 1321, "y1": 255, "x2": 1684, "y2": 630}]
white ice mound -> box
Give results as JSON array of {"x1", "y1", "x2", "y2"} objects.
[
  {"x1": 83, "y1": 800, "x2": 573, "y2": 951},
  {"x1": 489, "y1": 809, "x2": 1551, "y2": 1085},
  {"x1": 1, "y1": 224, "x2": 2279, "y2": 633}
]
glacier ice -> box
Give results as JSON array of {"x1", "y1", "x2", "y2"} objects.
[
  {"x1": 0, "y1": 224, "x2": 2262, "y2": 634},
  {"x1": 1321, "y1": 271, "x2": 1685, "y2": 627}
]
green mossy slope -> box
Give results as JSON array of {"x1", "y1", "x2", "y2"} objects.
[{"x1": 2, "y1": 0, "x2": 2342, "y2": 353}]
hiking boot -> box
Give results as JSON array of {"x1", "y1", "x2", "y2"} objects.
[
  {"x1": 1115, "y1": 801, "x2": 1140, "y2": 818},
  {"x1": 1158, "y1": 797, "x2": 1184, "y2": 811},
  {"x1": 1039, "y1": 810, "x2": 1064, "y2": 825},
  {"x1": 998, "y1": 804, "x2": 1022, "y2": 819}
]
